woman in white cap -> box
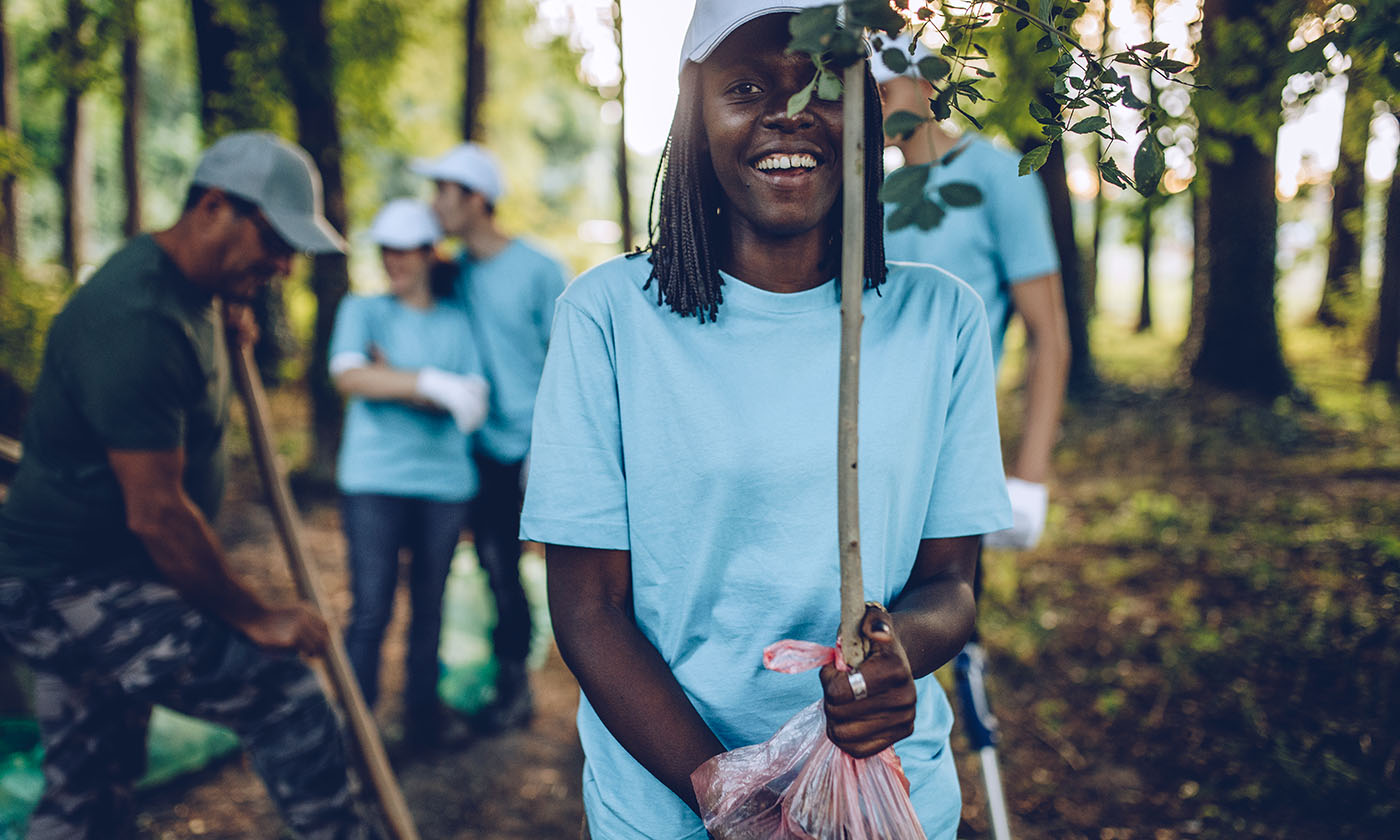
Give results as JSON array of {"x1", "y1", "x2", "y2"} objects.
[
  {"x1": 328, "y1": 198, "x2": 488, "y2": 749},
  {"x1": 520, "y1": 2, "x2": 1012, "y2": 837}
]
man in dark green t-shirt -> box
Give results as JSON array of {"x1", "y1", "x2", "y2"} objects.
[{"x1": 0, "y1": 133, "x2": 377, "y2": 840}]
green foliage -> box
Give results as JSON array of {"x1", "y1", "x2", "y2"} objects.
[
  {"x1": 785, "y1": 2, "x2": 1193, "y2": 232},
  {"x1": 0, "y1": 263, "x2": 64, "y2": 390}
]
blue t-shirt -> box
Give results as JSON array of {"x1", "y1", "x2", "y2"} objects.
[
  {"x1": 456, "y1": 239, "x2": 568, "y2": 463},
  {"x1": 520, "y1": 255, "x2": 1012, "y2": 839},
  {"x1": 329, "y1": 294, "x2": 483, "y2": 501},
  {"x1": 884, "y1": 135, "x2": 1060, "y2": 367}
]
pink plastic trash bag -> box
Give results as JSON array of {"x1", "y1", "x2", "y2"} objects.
[{"x1": 691, "y1": 639, "x2": 927, "y2": 840}]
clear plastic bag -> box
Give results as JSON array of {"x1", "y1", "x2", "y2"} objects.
[{"x1": 691, "y1": 640, "x2": 927, "y2": 840}]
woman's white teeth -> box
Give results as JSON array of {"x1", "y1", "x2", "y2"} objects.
[{"x1": 755, "y1": 153, "x2": 817, "y2": 171}]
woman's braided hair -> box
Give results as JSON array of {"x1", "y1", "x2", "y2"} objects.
[{"x1": 641, "y1": 59, "x2": 889, "y2": 323}]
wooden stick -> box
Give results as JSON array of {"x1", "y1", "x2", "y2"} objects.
[
  {"x1": 228, "y1": 342, "x2": 420, "y2": 840},
  {"x1": 838, "y1": 59, "x2": 868, "y2": 670}
]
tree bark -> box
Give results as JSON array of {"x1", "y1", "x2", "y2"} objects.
[
  {"x1": 1137, "y1": 197, "x2": 1153, "y2": 332},
  {"x1": 1368, "y1": 141, "x2": 1400, "y2": 385},
  {"x1": 0, "y1": 0, "x2": 20, "y2": 269},
  {"x1": 1185, "y1": 0, "x2": 1291, "y2": 398},
  {"x1": 612, "y1": 0, "x2": 633, "y2": 250},
  {"x1": 461, "y1": 0, "x2": 486, "y2": 141},
  {"x1": 1318, "y1": 72, "x2": 1368, "y2": 327},
  {"x1": 58, "y1": 0, "x2": 91, "y2": 282},
  {"x1": 189, "y1": 0, "x2": 240, "y2": 138},
  {"x1": 270, "y1": 0, "x2": 349, "y2": 484},
  {"x1": 1038, "y1": 140, "x2": 1098, "y2": 397},
  {"x1": 120, "y1": 0, "x2": 142, "y2": 238}
]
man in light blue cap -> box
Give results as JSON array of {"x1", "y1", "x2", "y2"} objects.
[
  {"x1": 414, "y1": 142, "x2": 568, "y2": 732},
  {"x1": 0, "y1": 132, "x2": 377, "y2": 839}
]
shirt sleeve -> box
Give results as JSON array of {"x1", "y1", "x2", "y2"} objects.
[
  {"x1": 922, "y1": 293, "x2": 1013, "y2": 538},
  {"x1": 65, "y1": 312, "x2": 203, "y2": 452},
  {"x1": 328, "y1": 295, "x2": 371, "y2": 363},
  {"x1": 985, "y1": 148, "x2": 1060, "y2": 285},
  {"x1": 519, "y1": 298, "x2": 629, "y2": 550}
]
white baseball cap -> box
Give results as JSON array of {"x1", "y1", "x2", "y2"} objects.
[
  {"x1": 192, "y1": 131, "x2": 346, "y2": 254},
  {"x1": 679, "y1": 0, "x2": 834, "y2": 74},
  {"x1": 368, "y1": 199, "x2": 442, "y2": 250},
  {"x1": 410, "y1": 142, "x2": 505, "y2": 203},
  {"x1": 871, "y1": 31, "x2": 933, "y2": 85}
]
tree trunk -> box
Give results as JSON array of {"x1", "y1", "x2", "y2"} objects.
[
  {"x1": 461, "y1": 0, "x2": 486, "y2": 141},
  {"x1": 1186, "y1": 0, "x2": 1291, "y2": 398},
  {"x1": 189, "y1": 0, "x2": 240, "y2": 137},
  {"x1": 1137, "y1": 198, "x2": 1153, "y2": 332},
  {"x1": 0, "y1": 0, "x2": 20, "y2": 270},
  {"x1": 120, "y1": 0, "x2": 142, "y2": 238},
  {"x1": 270, "y1": 0, "x2": 349, "y2": 484},
  {"x1": 58, "y1": 0, "x2": 90, "y2": 283},
  {"x1": 1368, "y1": 142, "x2": 1400, "y2": 385},
  {"x1": 1179, "y1": 178, "x2": 1208, "y2": 375},
  {"x1": 612, "y1": 0, "x2": 632, "y2": 249},
  {"x1": 1318, "y1": 71, "x2": 1368, "y2": 327},
  {"x1": 1038, "y1": 139, "x2": 1098, "y2": 397}
]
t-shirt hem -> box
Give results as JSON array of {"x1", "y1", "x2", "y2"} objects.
[{"x1": 519, "y1": 516, "x2": 629, "y2": 551}]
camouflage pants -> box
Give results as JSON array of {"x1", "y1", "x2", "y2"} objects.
[{"x1": 0, "y1": 574, "x2": 376, "y2": 840}]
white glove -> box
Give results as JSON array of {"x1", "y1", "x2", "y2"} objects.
[
  {"x1": 415, "y1": 367, "x2": 490, "y2": 434},
  {"x1": 984, "y1": 477, "x2": 1049, "y2": 550}
]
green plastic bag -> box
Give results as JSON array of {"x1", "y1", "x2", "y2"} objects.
[
  {"x1": 437, "y1": 543, "x2": 552, "y2": 714},
  {"x1": 0, "y1": 709, "x2": 238, "y2": 837}
]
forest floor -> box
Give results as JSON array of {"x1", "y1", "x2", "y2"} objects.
[{"x1": 131, "y1": 323, "x2": 1400, "y2": 839}]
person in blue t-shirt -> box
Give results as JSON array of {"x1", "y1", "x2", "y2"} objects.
[
  {"x1": 875, "y1": 34, "x2": 1070, "y2": 551},
  {"x1": 412, "y1": 143, "x2": 568, "y2": 733},
  {"x1": 329, "y1": 198, "x2": 488, "y2": 750},
  {"x1": 518, "y1": 3, "x2": 1012, "y2": 838}
]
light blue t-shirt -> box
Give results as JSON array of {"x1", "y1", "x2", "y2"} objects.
[
  {"x1": 329, "y1": 294, "x2": 482, "y2": 501},
  {"x1": 884, "y1": 135, "x2": 1060, "y2": 367},
  {"x1": 520, "y1": 255, "x2": 1013, "y2": 840},
  {"x1": 456, "y1": 238, "x2": 568, "y2": 463}
]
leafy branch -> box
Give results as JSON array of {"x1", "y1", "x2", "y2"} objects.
[{"x1": 783, "y1": 1, "x2": 1198, "y2": 231}]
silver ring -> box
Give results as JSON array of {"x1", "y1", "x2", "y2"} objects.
[{"x1": 848, "y1": 671, "x2": 868, "y2": 701}]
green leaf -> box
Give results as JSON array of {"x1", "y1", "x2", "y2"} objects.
[
  {"x1": 883, "y1": 109, "x2": 927, "y2": 141},
  {"x1": 1037, "y1": 34, "x2": 1053, "y2": 52},
  {"x1": 929, "y1": 87, "x2": 953, "y2": 122},
  {"x1": 1099, "y1": 157, "x2": 1129, "y2": 189},
  {"x1": 1029, "y1": 101, "x2": 1054, "y2": 122},
  {"x1": 941, "y1": 44, "x2": 957, "y2": 57},
  {"x1": 938, "y1": 182, "x2": 983, "y2": 207},
  {"x1": 850, "y1": 0, "x2": 906, "y2": 36},
  {"x1": 1133, "y1": 134, "x2": 1166, "y2": 195},
  {"x1": 1154, "y1": 58, "x2": 1189, "y2": 74},
  {"x1": 886, "y1": 200, "x2": 919, "y2": 232},
  {"x1": 917, "y1": 56, "x2": 951, "y2": 82},
  {"x1": 1136, "y1": 40, "x2": 1170, "y2": 55},
  {"x1": 816, "y1": 69, "x2": 843, "y2": 101},
  {"x1": 880, "y1": 164, "x2": 930, "y2": 205},
  {"x1": 1069, "y1": 115, "x2": 1109, "y2": 134},
  {"x1": 880, "y1": 48, "x2": 909, "y2": 75},
  {"x1": 787, "y1": 6, "x2": 839, "y2": 55},
  {"x1": 1020, "y1": 144, "x2": 1052, "y2": 176},
  {"x1": 1016, "y1": 17, "x2": 1030, "y2": 31},
  {"x1": 913, "y1": 197, "x2": 947, "y2": 231},
  {"x1": 786, "y1": 78, "x2": 815, "y2": 117}
]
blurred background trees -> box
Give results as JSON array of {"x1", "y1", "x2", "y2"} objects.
[{"x1": 0, "y1": 0, "x2": 1397, "y2": 455}]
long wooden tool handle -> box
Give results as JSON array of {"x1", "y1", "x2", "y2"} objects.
[
  {"x1": 837, "y1": 59, "x2": 868, "y2": 670},
  {"x1": 229, "y1": 342, "x2": 420, "y2": 840}
]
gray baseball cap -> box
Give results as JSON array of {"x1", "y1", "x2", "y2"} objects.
[{"x1": 192, "y1": 132, "x2": 347, "y2": 255}]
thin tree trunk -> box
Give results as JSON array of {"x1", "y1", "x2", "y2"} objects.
[
  {"x1": 612, "y1": 0, "x2": 633, "y2": 249},
  {"x1": 0, "y1": 0, "x2": 20, "y2": 269},
  {"x1": 1180, "y1": 177, "x2": 1208, "y2": 375},
  {"x1": 1318, "y1": 71, "x2": 1368, "y2": 327},
  {"x1": 58, "y1": 0, "x2": 90, "y2": 283},
  {"x1": 1039, "y1": 139, "x2": 1098, "y2": 397},
  {"x1": 270, "y1": 0, "x2": 350, "y2": 484},
  {"x1": 462, "y1": 0, "x2": 486, "y2": 141},
  {"x1": 1368, "y1": 141, "x2": 1400, "y2": 384},
  {"x1": 189, "y1": 0, "x2": 239, "y2": 138},
  {"x1": 1137, "y1": 197, "x2": 1153, "y2": 332},
  {"x1": 120, "y1": 0, "x2": 142, "y2": 238}
]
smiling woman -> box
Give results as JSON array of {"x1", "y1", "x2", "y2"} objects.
[{"x1": 519, "y1": 2, "x2": 1014, "y2": 838}]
